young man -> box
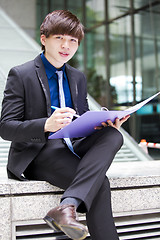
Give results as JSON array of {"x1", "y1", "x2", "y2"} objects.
[{"x1": 0, "y1": 10, "x2": 129, "y2": 240}]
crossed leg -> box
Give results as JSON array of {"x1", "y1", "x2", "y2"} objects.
[{"x1": 24, "y1": 127, "x2": 123, "y2": 239}]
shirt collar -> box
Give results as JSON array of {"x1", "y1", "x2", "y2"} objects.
[{"x1": 41, "y1": 52, "x2": 66, "y2": 79}]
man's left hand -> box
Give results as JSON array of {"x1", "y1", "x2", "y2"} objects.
[{"x1": 95, "y1": 115, "x2": 130, "y2": 130}]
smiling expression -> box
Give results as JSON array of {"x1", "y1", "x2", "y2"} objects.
[{"x1": 40, "y1": 34, "x2": 79, "y2": 68}]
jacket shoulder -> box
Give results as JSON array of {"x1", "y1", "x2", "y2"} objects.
[{"x1": 66, "y1": 64, "x2": 85, "y2": 76}]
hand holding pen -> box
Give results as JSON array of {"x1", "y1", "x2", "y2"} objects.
[
  {"x1": 51, "y1": 106, "x2": 80, "y2": 118},
  {"x1": 44, "y1": 106, "x2": 79, "y2": 133}
]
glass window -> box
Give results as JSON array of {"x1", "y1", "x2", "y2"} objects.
[
  {"x1": 68, "y1": 0, "x2": 83, "y2": 20},
  {"x1": 110, "y1": 16, "x2": 133, "y2": 104},
  {"x1": 86, "y1": 26, "x2": 107, "y2": 105},
  {"x1": 134, "y1": 0, "x2": 156, "y2": 9},
  {"x1": 86, "y1": 0, "x2": 105, "y2": 28},
  {"x1": 108, "y1": 0, "x2": 130, "y2": 20},
  {"x1": 137, "y1": 3, "x2": 160, "y2": 99}
]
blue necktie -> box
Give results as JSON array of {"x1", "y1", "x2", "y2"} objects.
[{"x1": 56, "y1": 70, "x2": 80, "y2": 158}]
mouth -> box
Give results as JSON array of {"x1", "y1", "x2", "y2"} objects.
[{"x1": 59, "y1": 52, "x2": 69, "y2": 57}]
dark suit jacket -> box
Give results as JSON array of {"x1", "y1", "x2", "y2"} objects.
[{"x1": 0, "y1": 55, "x2": 89, "y2": 180}]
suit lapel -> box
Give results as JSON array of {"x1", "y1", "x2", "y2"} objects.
[
  {"x1": 34, "y1": 55, "x2": 51, "y2": 117},
  {"x1": 66, "y1": 64, "x2": 79, "y2": 115}
]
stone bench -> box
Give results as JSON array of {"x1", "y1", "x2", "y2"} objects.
[{"x1": 0, "y1": 161, "x2": 160, "y2": 240}]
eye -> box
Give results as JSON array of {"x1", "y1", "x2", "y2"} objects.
[
  {"x1": 70, "y1": 38, "x2": 78, "y2": 43},
  {"x1": 55, "y1": 36, "x2": 62, "y2": 40}
]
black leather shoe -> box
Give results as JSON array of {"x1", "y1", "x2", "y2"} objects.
[{"x1": 43, "y1": 204, "x2": 88, "y2": 240}]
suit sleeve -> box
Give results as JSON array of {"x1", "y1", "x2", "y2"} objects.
[{"x1": 0, "y1": 67, "x2": 48, "y2": 143}]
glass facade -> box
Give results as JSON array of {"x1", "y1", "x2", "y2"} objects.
[{"x1": 36, "y1": 0, "x2": 160, "y2": 158}]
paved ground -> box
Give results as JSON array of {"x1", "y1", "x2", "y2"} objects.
[{"x1": 107, "y1": 160, "x2": 160, "y2": 177}]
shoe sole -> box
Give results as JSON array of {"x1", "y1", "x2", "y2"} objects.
[
  {"x1": 60, "y1": 225, "x2": 88, "y2": 240},
  {"x1": 43, "y1": 215, "x2": 88, "y2": 240},
  {"x1": 43, "y1": 215, "x2": 60, "y2": 231}
]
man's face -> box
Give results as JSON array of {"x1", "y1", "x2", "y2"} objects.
[{"x1": 41, "y1": 34, "x2": 79, "y2": 68}]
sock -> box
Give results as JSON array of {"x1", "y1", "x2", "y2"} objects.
[{"x1": 60, "y1": 197, "x2": 82, "y2": 209}]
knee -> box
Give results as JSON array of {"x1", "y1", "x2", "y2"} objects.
[
  {"x1": 102, "y1": 127, "x2": 124, "y2": 150},
  {"x1": 97, "y1": 176, "x2": 112, "y2": 199},
  {"x1": 101, "y1": 176, "x2": 110, "y2": 191},
  {"x1": 111, "y1": 127, "x2": 123, "y2": 147}
]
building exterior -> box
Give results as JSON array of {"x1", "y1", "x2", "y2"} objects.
[{"x1": 0, "y1": 0, "x2": 160, "y2": 157}]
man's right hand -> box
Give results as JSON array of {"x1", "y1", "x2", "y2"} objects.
[{"x1": 44, "y1": 107, "x2": 76, "y2": 133}]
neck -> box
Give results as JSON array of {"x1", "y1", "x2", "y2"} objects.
[{"x1": 44, "y1": 52, "x2": 64, "y2": 69}]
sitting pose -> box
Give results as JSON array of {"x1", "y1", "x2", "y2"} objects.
[{"x1": 0, "y1": 10, "x2": 129, "y2": 240}]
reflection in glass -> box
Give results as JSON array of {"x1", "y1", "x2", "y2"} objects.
[
  {"x1": 108, "y1": 0, "x2": 130, "y2": 20},
  {"x1": 86, "y1": 0, "x2": 105, "y2": 28},
  {"x1": 86, "y1": 26, "x2": 107, "y2": 105},
  {"x1": 110, "y1": 15, "x2": 133, "y2": 104}
]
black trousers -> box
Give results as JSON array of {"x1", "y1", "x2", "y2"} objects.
[{"x1": 24, "y1": 127, "x2": 123, "y2": 240}]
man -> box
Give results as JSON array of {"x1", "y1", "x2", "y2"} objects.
[{"x1": 0, "y1": 10, "x2": 129, "y2": 240}]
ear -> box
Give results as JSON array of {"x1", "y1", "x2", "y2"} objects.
[{"x1": 40, "y1": 34, "x2": 46, "y2": 46}]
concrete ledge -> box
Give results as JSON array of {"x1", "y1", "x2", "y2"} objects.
[
  {"x1": 0, "y1": 168, "x2": 160, "y2": 240},
  {"x1": 0, "y1": 179, "x2": 63, "y2": 195},
  {"x1": 1, "y1": 175, "x2": 160, "y2": 194}
]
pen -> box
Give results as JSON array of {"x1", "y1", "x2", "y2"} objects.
[{"x1": 51, "y1": 106, "x2": 80, "y2": 118}]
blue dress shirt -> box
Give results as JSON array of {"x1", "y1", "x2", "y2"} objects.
[{"x1": 41, "y1": 53, "x2": 73, "y2": 113}]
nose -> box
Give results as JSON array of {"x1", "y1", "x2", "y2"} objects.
[{"x1": 62, "y1": 40, "x2": 69, "y2": 49}]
